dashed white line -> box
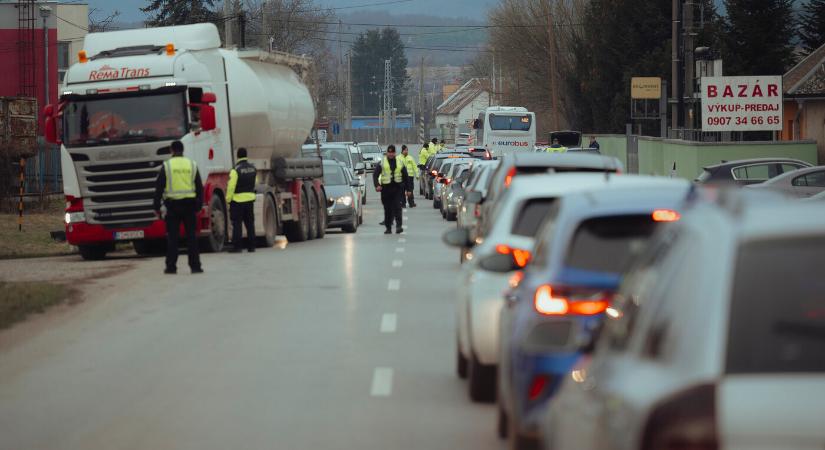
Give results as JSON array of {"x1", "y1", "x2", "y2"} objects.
[
  {"x1": 387, "y1": 279, "x2": 401, "y2": 291},
  {"x1": 380, "y1": 313, "x2": 398, "y2": 333},
  {"x1": 398, "y1": 237, "x2": 407, "y2": 243},
  {"x1": 370, "y1": 367, "x2": 394, "y2": 397},
  {"x1": 392, "y1": 259, "x2": 403, "y2": 268},
  {"x1": 395, "y1": 247, "x2": 405, "y2": 253}
]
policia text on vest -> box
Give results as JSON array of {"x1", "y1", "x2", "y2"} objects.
[
  {"x1": 153, "y1": 141, "x2": 204, "y2": 274},
  {"x1": 372, "y1": 145, "x2": 410, "y2": 234},
  {"x1": 226, "y1": 148, "x2": 257, "y2": 253}
]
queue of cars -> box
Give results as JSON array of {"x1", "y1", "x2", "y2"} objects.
[{"x1": 428, "y1": 148, "x2": 823, "y2": 450}]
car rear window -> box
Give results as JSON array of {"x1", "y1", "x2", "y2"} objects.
[
  {"x1": 323, "y1": 166, "x2": 347, "y2": 185},
  {"x1": 726, "y1": 237, "x2": 825, "y2": 374},
  {"x1": 564, "y1": 215, "x2": 657, "y2": 273},
  {"x1": 512, "y1": 198, "x2": 557, "y2": 237}
]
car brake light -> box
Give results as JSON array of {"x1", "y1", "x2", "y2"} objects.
[
  {"x1": 641, "y1": 384, "x2": 717, "y2": 450},
  {"x1": 504, "y1": 166, "x2": 517, "y2": 187},
  {"x1": 528, "y1": 374, "x2": 551, "y2": 401},
  {"x1": 446, "y1": 178, "x2": 452, "y2": 185},
  {"x1": 495, "y1": 244, "x2": 532, "y2": 267},
  {"x1": 508, "y1": 271, "x2": 524, "y2": 288},
  {"x1": 534, "y1": 285, "x2": 611, "y2": 316},
  {"x1": 652, "y1": 209, "x2": 681, "y2": 222},
  {"x1": 431, "y1": 170, "x2": 438, "y2": 176},
  {"x1": 474, "y1": 204, "x2": 481, "y2": 218}
]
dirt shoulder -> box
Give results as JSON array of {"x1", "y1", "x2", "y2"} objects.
[{"x1": 0, "y1": 202, "x2": 74, "y2": 259}]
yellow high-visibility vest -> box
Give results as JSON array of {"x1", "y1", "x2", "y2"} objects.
[
  {"x1": 402, "y1": 154, "x2": 419, "y2": 179},
  {"x1": 163, "y1": 156, "x2": 197, "y2": 200},
  {"x1": 379, "y1": 158, "x2": 404, "y2": 184}
]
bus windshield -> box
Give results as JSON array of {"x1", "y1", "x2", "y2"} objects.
[
  {"x1": 62, "y1": 91, "x2": 187, "y2": 147},
  {"x1": 489, "y1": 114, "x2": 532, "y2": 131}
]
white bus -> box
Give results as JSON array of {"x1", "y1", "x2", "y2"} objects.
[{"x1": 472, "y1": 106, "x2": 536, "y2": 158}]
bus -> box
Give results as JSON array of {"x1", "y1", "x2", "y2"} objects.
[{"x1": 472, "y1": 106, "x2": 536, "y2": 158}]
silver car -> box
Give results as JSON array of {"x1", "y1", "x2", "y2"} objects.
[
  {"x1": 440, "y1": 162, "x2": 471, "y2": 220},
  {"x1": 747, "y1": 165, "x2": 825, "y2": 198},
  {"x1": 540, "y1": 191, "x2": 825, "y2": 450},
  {"x1": 358, "y1": 142, "x2": 383, "y2": 171}
]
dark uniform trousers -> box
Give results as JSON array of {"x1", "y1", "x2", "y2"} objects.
[
  {"x1": 381, "y1": 183, "x2": 404, "y2": 228},
  {"x1": 165, "y1": 198, "x2": 202, "y2": 271},
  {"x1": 231, "y1": 201, "x2": 256, "y2": 251}
]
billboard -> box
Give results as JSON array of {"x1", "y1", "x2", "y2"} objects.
[
  {"x1": 631, "y1": 77, "x2": 662, "y2": 99},
  {"x1": 701, "y1": 76, "x2": 783, "y2": 132}
]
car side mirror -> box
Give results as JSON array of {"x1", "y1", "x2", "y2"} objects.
[
  {"x1": 478, "y1": 252, "x2": 520, "y2": 273},
  {"x1": 355, "y1": 162, "x2": 366, "y2": 174},
  {"x1": 465, "y1": 191, "x2": 482, "y2": 204},
  {"x1": 442, "y1": 228, "x2": 472, "y2": 248},
  {"x1": 43, "y1": 104, "x2": 61, "y2": 144},
  {"x1": 350, "y1": 180, "x2": 360, "y2": 187}
]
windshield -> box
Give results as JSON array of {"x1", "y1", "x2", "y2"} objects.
[
  {"x1": 564, "y1": 215, "x2": 657, "y2": 274},
  {"x1": 323, "y1": 166, "x2": 348, "y2": 185},
  {"x1": 489, "y1": 113, "x2": 532, "y2": 131},
  {"x1": 63, "y1": 91, "x2": 187, "y2": 147},
  {"x1": 726, "y1": 237, "x2": 825, "y2": 374},
  {"x1": 302, "y1": 147, "x2": 351, "y2": 167},
  {"x1": 360, "y1": 144, "x2": 382, "y2": 155}
]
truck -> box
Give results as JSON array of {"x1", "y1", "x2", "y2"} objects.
[
  {"x1": 471, "y1": 106, "x2": 536, "y2": 158},
  {"x1": 43, "y1": 23, "x2": 328, "y2": 260}
]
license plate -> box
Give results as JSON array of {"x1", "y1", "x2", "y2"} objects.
[{"x1": 115, "y1": 230, "x2": 144, "y2": 240}]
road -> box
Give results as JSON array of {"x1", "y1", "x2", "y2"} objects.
[{"x1": 0, "y1": 182, "x2": 502, "y2": 450}]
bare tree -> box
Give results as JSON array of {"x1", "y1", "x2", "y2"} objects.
[{"x1": 88, "y1": 8, "x2": 121, "y2": 32}]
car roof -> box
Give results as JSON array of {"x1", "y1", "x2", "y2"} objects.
[
  {"x1": 505, "y1": 152, "x2": 623, "y2": 171},
  {"x1": 703, "y1": 157, "x2": 812, "y2": 170},
  {"x1": 504, "y1": 173, "x2": 688, "y2": 200},
  {"x1": 758, "y1": 165, "x2": 825, "y2": 186}
]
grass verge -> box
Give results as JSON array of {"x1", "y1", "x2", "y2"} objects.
[
  {"x1": 0, "y1": 203, "x2": 75, "y2": 259},
  {"x1": 0, "y1": 281, "x2": 71, "y2": 329}
]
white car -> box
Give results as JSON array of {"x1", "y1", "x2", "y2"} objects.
[
  {"x1": 540, "y1": 192, "x2": 825, "y2": 450},
  {"x1": 445, "y1": 173, "x2": 651, "y2": 403},
  {"x1": 747, "y1": 165, "x2": 825, "y2": 198},
  {"x1": 358, "y1": 142, "x2": 383, "y2": 171}
]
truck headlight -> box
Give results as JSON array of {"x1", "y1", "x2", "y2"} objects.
[
  {"x1": 65, "y1": 211, "x2": 86, "y2": 224},
  {"x1": 336, "y1": 195, "x2": 353, "y2": 206}
]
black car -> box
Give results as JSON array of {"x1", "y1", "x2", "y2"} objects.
[{"x1": 695, "y1": 158, "x2": 812, "y2": 186}]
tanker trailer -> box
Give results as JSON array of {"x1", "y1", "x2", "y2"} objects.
[{"x1": 43, "y1": 23, "x2": 326, "y2": 260}]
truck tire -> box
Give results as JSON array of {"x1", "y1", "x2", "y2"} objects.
[
  {"x1": 308, "y1": 186, "x2": 319, "y2": 240},
  {"x1": 203, "y1": 194, "x2": 227, "y2": 253},
  {"x1": 316, "y1": 188, "x2": 327, "y2": 239},
  {"x1": 257, "y1": 195, "x2": 278, "y2": 248},
  {"x1": 284, "y1": 188, "x2": 310, "y2": 242},
  {"x1": 79, "y1": 244, "x2": 107, "y2": 261},
  {"x1": 133, "y1": 239, "x2": 165, "y2": 256}
]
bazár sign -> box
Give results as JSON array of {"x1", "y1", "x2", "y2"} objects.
[{"x1": 701, "y1": 76, "x2": 783, "y2": 132}]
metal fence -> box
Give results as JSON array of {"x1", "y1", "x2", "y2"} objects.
[{"x1": 23, "y1": 145, "x2": 62, "y2": 194}]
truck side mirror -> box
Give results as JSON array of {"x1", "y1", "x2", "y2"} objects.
[
  {"x1": 200, "y1": 104, "x2": 216, "y2": 131},
  {"x1": 43, "y1": 104, "x2": 61, "y2": 144}
]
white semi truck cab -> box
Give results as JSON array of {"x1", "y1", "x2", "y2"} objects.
[{"x1": 45, "y1": 23, "x2": 328, "y2": 260}]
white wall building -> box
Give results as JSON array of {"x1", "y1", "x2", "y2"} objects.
[{"x1": 435, "y1": 78, "x2": 490, "y2": 143}]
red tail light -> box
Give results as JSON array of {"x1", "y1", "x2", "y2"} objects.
[
  {"x1": 431, "y1": 170, "x2": 438, "y2": 176},
  {"x1": 446, "y1": 178, "x2": 452, "y2": 185},
  {"x1": 534, "y1": 285, "x2": 612, "y2": 316},
  {"x1": 495, "y1": 244, "x2": 532, "y2": 267},
  {"x1": 642, "y1": 384, "x2": 718, "y2": 450},
  {"x1": 528, "y1": 374, "x2": 551, "y2": 401},
  {"x1": 474, "y1": 204, "x2": 481, "y2": 218},
  {"x1": 504, "y1": 166, "x2": 517, "y2": 187}
]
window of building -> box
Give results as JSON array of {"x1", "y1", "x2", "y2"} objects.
[{"x1": 57, "y1": 42, "x2": 70, "y2": 83}]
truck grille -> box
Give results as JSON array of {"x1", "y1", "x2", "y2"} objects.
[{"x1": 73, "y1": 145, "x2": 168, "y2": 226}]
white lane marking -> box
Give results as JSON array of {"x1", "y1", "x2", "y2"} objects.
[
  {"x1": 370, "y1": 367, "x2": 394, "y2": 397},
  {"x1": 392, "y1": 259, "x2": 403, "y2": 268},
  {"x1": 395, "y1": 247, "x2": 405, "y2": 253},
  {"x1": 387, "y1": 279, "x2": 401, "y2": 291},
  {"x1": 403, "y1": 215, "x2": 409, "y2": 221},
  {"x1": 398, "y1": 238, "x2": 407, "y2": 243},
  {"x1": 380, "y1": 313, "x2": 398, "y2": 333}
]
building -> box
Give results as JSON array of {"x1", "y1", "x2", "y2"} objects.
[
  {"x1": 782, "y1": 42, "x2": 825, "y2": 162},
  {"x1": 0, "y1": 1, "x2": 88, "y2": 132},
  {"x1": 435, "y1": 78, "x2": 490, "y2": 143}
]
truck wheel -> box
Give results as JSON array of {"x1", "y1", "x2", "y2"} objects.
[
  {"x1": 79, "y1": 245, "x2": 107, "y2": 261},
  {"x1": 203, "y1": 194, "x2": 227, "y2": 253},
  {"x1": 257, "y1": 195, "x2": 278, "y2": 248},
  {"x1": 284, "y1": 188, "x2": 310, "y2": 242},
  {"x1": 316, "y1": 189, "x2": 327, "y2": 239},
  {"x1": 308, "y1": 187, "x2": 319, "y2": 240},
  {"x1": 134, "y1": 239, "x2": 164, "y2": 256}
]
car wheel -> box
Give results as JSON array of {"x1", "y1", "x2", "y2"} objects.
[
  {"x1": 342, "y1": 211, "x2": 357, "y2": 233},
  {"x1": 447, "y1": 210, "x2": 457, "y2": 221},
  {"x1": 468, "y1": 353, "x2": 497, "y2": 403},
  {"x1": 79, "y1": 244, "x2": 108, "y2": 260}
]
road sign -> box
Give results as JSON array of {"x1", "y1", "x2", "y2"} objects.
[
  {"x1": 631, "y1": 77, "x2": 662, "y2": 99},
  {"x1": 332, "y1": 122, "x2": 340, "y2": 135},
  {"x1": 701, "y1": 76, "x2": 783, "y2": 132}
]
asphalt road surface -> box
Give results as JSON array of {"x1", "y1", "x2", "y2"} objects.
[{"x1": 0, "y1": 181, "x2": 503, "y2": 450}]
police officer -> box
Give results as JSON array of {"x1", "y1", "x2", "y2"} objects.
[
  {"x1": 438, "y1": 139, "x2": 446, "y2": 152},
  {"x1": 545, "y1": 138, "x2": 567, "y2": 153},
  {"x1": 400, "y1": 145, "x2": 418, "y2": 208},
  {"x1": 373, "y1": 145, "x2": 409, "y2": 234},
  {"x1": 226, "y1": 147, "x2": 257, "y2": 253},
  {"x1": 153, "y1": 140, "x2": 204, "y2": 274},
  {"x1": 430, "y1": 137, "x2": 439, "y2": 154}
]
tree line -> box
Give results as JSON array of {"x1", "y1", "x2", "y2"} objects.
[{"x1": 483, "y1": 0, "x2": 825, "y2": 135}]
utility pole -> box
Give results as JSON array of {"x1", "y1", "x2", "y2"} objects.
[
  {"x1": 672, "y1": 0, "x2": 684, "y2": 130},
  {"x1": 238, "y1": 10, "x2": 246, "y2": 48},
  {"x1": 260, "y1": 0, "x2": 270, "y2": 50},
  {"x1": 224, "y1": 0, "x2": 234, "y2": 47},
  {"x1": 418, "y1": 57, "x2": 425, "y2": 143},
  {"x1": 383, "y1": 59, "x2": 392, "y2": 128},
  {"x1": 684, "y1": 1, "x2": 696, "y2": 130},
  {"x1": 346, "y1": 51, "x2": 352, "y2": 129},
  {"x1": 40, "y1": 6, "x2": 51, "y2": 112},
  {"x1": 547, "y1": 0, "x2": 560, "y2": 131}
]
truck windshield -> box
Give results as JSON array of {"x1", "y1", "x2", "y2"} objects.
[
  {"x1": 63, "y1": 91, "x2": 187, "y2": 147},
  {"x1": 489, "y1": 114, "x2": 532, "y2": 131}
]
